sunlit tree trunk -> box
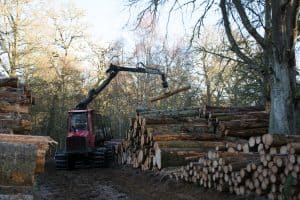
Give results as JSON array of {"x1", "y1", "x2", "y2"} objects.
[{"x1": 267, "y1": 1, "x2": 298, "y2": 134}]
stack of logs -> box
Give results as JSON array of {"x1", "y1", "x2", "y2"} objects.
[
  {"x1": 0, "y1": 134, "x2": 57, "y2": 174},
  {"x1": 119, "y1": 106, "x2": 300, "y2": 199},
  {"x1": 0, "y1": 77, "x2": 57, "y2": 187},
  {"x1": 175, "y1": 134, "x2": 300, "y2": 200},
  {"x1": 0, "y1": 77, "x2": 33, "y2": 134}
]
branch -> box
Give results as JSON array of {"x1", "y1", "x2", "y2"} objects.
[
  {"x1": 193, "y1": 46, "x2": 245, "y2": 64},
  {"x1": 190, "y1": 0, "x2": 216, "y2": 43},
  {"x1": 219, "y1": 0, "x2": 254, "y2": 65},
  {"x1": 244, "y1": 3, "x2": 265, "y2": 29},
  {"x1": 232, "y1": 0, "x2": 265, "y2": 48}
]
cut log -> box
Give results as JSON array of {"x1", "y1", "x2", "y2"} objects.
[
  {"x1": 141, "y1": 117, "x2": 207, "y2": 125},
  {"x1": 153, "y1": 140, "x2": 226, "y2": 150},
  {"x1": 0, "y1": 101, "x2": 30, "y2": 113},
  {"x1": 287, "y1": 143, "x2": 300, "y2": 154},
  {"x1": 0, "y1": 142, "x2": 36, "y2": 186},
  {"x1": 137, "y1": 107, "x2": 202, "y2": 118},
  {"x1": 210, "y1": 111, "x2": 268, "y2": 119},
  {"x1": 0, "y1": 92, "x2": 31, "y2": 104},
  {"x1": 203, "y1": 105, "x2": 265, "y2": 114},
  {"x1": 219, "y1": 119, "x2": 268, "y2": 131},
  {"x1": 262, "y1": 134, "x2": 300, "y2": 147},
  {"x1": 152, "y1": 133, "x2": 222, "y2": 141},
  {"x1": 0, "y1": 77, "x2": 18, "y2": 88},
  {"x1": 150, "y1": 85, "x2": 191, "y2": 102},
  {"x1": 0, "y1": 119, "x2": 31, "y2": 131},
  {"x1": 0, "y1": 134, "x2": 57, "y2": 174},
  {"x1": 145, "y1": 124, "x2": 208, "y2": 136},
  {"x1": 224, "y1": 127, "x2": 268, "y2": 137},
  {"x1": 154, "y1": 149, "x2": 190, "y2": 169}
]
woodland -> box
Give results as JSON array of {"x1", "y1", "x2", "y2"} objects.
[{"x1": 0, "y1": 0, "x2": 300, "y2": 148}]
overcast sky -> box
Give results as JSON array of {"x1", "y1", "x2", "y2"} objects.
[{"x1": 57, "y1": 0, "x2": 204, "y2": 47}]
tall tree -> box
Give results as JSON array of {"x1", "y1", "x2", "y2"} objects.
[
  {"x1": 128, "y1": 0, "x2": 300, "y2": 134},
  {"x1": 0, "y1": 0, "x2": 38, "y2": 76}
]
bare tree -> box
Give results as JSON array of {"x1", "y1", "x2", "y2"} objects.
[
  {"x1": 127, "y1": 0, "x2": 300, "y2": 134},
  {"x1": 0, "y1": 0, "x2": 37, "y2": 76}
]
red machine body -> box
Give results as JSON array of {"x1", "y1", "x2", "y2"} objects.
[{"x1": 67, "y1": 109, "x2": 95, "y2": 149}]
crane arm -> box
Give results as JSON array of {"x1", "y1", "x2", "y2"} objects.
[{"x1": 75, "y1": 63, "x2": 168, "y2": 110}]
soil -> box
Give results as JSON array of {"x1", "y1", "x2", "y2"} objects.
[{"x1": 1, "y1": 160, "x2": 263, "y2": 200}]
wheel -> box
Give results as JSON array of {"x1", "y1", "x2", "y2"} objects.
[{"x1": 55, "y1": 152, "x2": 68, "y2": 170}]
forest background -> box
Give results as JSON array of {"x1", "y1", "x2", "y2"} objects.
[{"x1": 1, "y1": 0, "x2": 299, "y2": 148}]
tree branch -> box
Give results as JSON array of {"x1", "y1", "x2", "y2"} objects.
[
  {"x1": 232, "y1": 0, "x2": 265, "y2": 48},
  {"x1": 219, "y1": 0, "x2": 254, "y2": 66}
]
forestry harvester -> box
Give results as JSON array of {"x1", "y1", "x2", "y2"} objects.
[{"x1": 55, "y1": 63, "x2": 168, "y2": 170}]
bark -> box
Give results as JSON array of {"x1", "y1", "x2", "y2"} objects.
[
  {"x1": 224, "y1": 127, "x2": 268, "y2": 138},
  {"x1": 203, "y1": 105, "x2": 265, "y2": 115},
  {"x1": 145, "y1": 123, "x2": 208, "y2": 136},
  {"x1": 268, "y1": 1, "x2": 299, "y2": 134},
  {"x1": 0, "y1": 142, "x2": 37, "y2": 186},
  {"x1": 219, "y1": 119, "x2": 268, "y2": 131},
  {"x1": 0, "y1": 134, "x2": 57, "y2": 174},
  {"x1": 0, "y1": 119, "x2": 31, "y2": 132},
  {"x1": 137, "y1": 107, "x2": 202, "y2": 118},
  {"x1": 152, "y1": 133, "x2": 222, "y2": 141},
  {"x1": 220, "y1": 0, "x2": 299, "y2": 134},
  {"x1": 0, "y1": 77, "x2": 18, "y2": 88},
  {"x1": 153, "y1": 140, "x2": 226, "y2": 150},
  {"x1": 150, "y1": 85, "x2": 191, "y2": 102},
  {"x1": 141, "y1": 117, "x2": 207, "y2": 125},
  {"x1": 0, "y1": 101, "x2": 30, "y2": 113},
  {"x1": 262, "y1": 133, "x2": 300, "y2": 147}
]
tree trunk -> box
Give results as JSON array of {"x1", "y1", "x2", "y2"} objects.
[
  {"x1": 269, "y1": 60, "x2": 295, "y2": 134},
  {"x1": 268, "y1": 1, "x2": 299, "y2": 135}
]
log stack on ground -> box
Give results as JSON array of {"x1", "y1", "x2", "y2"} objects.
[
  {"x1": 0, "y1": 77, "x2": 33, "y2": 134},
  {"x1": 172, "y1": 133, "x2": 300, "y2": 200},
  {"x1": 0, "y1": 142, "x2": 37, "y2": 186},
  {"x1": 120, "y1": 106, "x2": 300, "y2": 199},
  {"x1": 0, "y1": 134, "x2": 57, "y2": 174}
]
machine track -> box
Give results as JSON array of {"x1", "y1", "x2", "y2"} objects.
[
  {"x1": 91, "y1": 147, "x2": 106, "y2": 168},
  {"x1": 55, "y1": 143, "x2": 115, "y2": 170},
  {"x1": 54, "y1": 152, "x2": 68, "y2": 170}
]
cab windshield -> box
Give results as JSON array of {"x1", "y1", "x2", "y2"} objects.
[{"x1": 70, "y1": 112, "x2": 88, "y2": 131}]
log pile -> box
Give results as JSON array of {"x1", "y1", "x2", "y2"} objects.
[
  {"x1": 0, "y1": 134, "x2": 57, "y2": 174},
  {"x1": 0, "y1": 142, "x2": 37, "y2": 186},
  {"x1": 0, "y1": 77, "x2": 33, "y2": 134},
  {"x1": 120, "y1": 106, "x2": 300, "y2": 199},
  {"x1": 173, "y1": 133, "x2": 300, "y2": 200}
]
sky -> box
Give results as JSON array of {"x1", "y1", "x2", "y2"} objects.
[
  {"x1": 58, "y1": 0, "x2": 203, "y2": 47},
  {"x1": 70, "y1": 0, "x2": 132, "y2": 43}
]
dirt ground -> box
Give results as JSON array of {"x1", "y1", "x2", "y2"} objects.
[{"x1": 1, "y1": 160, "x2": 263, "y2": 200}]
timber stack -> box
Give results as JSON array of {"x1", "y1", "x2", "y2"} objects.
[
  {"x1": 0, "y1": 77, "x2": 57, "y2": 188},
  {"x1": 175, "y1": 133, "x2": 300, "y2": 200},
  {"x1": 119, "y1": 105, "x2": 300, "y2": 199},
  {"x1": 0, "y1": 77, "x2": 33, "y2": 134}
]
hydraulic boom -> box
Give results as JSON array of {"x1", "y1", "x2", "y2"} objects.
[{"x1": 76, "y1": 63, "x2": 168, "y2": 110}]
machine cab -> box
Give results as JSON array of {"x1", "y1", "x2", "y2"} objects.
[
  {"x1": 67, "y1": 109, "x2": 95, "y2": 151},
  {"x1": 70, "y1": 111, "x2": 89, "y2": 132}
]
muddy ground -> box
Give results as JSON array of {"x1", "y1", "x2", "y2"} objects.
[{"x1": 1, "y1": 160, "x2": 263, "y2": 200}]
